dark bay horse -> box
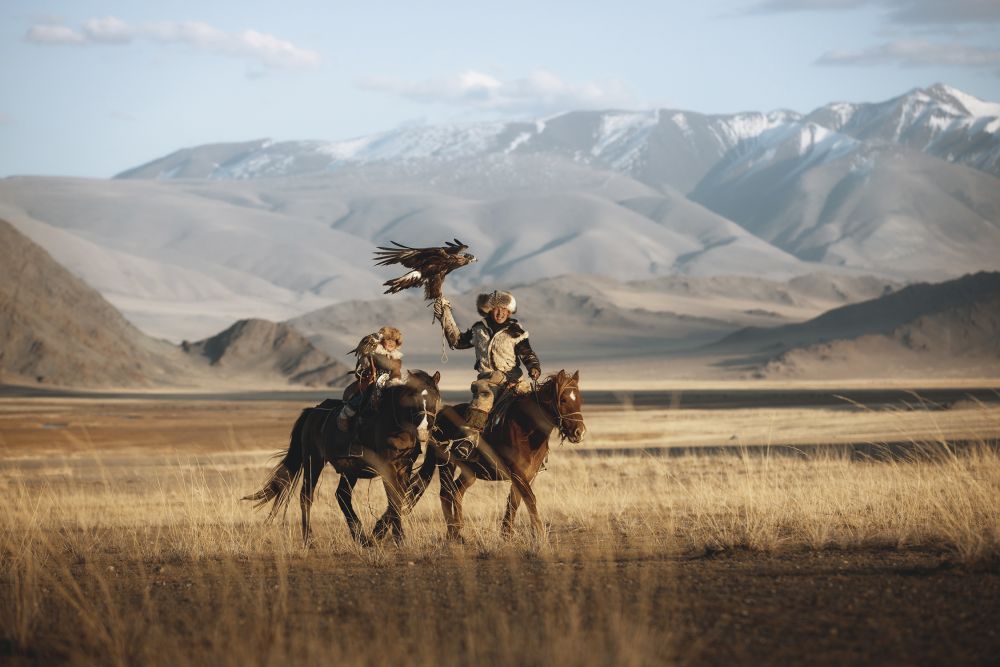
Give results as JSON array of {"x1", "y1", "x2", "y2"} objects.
[
  {"x1": 244, "y1": 370, "x2": 442, "y2": 545},
  {"x1": 409, "y1": 370, "x2": 585, "y2": 541}
]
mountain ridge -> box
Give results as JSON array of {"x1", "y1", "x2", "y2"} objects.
[
  {"x1": 716, "y1": 271, "x2": 1000, "y2": 353},
  {"x1": 114, "y1": 84, "x2": 1000, "y2": 186},
  {"x1": 1, "y1": 84, "x2": 995, "y2": 344}
]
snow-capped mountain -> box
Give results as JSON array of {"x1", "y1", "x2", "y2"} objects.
[
  {"x1": 3, "y1": 84, "x2": 998, "y2": 343},
  {"x1": 115, "y1": 108, "x2": 806, "y2": 193},
  {"x1": 690, "y1": 128, "x2": 1000, "y2": 276},
  {"x1": 116, "y1": 110, "x2": 797, "y2": 191},
  {"x1": 805, "y1": 84, "x2": 1000, "y2": 176},
  {"x1": 117, "y1": 84, "x2": 999, "y2": 188}
]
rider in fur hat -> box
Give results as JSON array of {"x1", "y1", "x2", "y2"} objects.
[{"x1": 434, "y1": 290, "x2": 541, "y2": 446}]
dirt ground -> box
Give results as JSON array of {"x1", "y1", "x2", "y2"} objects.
[
  {"x1": 4, "y1": 547, "x2": 997, "y2": 666},
  {"x1": 2, "y1": 395, "x2": 998, "y2": 666}
]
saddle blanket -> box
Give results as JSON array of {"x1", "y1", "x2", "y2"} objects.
[{"x1": 312, "y1": 404, "x2": 364, "y2": 458}]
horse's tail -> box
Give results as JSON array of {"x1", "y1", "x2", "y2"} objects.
[{"x1": 242, "y1": 408, "x2": 310, "y2": 520}]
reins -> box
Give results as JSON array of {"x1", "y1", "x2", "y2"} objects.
[
  {"x1": 532, "y1": 375, "x2": 582, "y2": 442},
  {"x1": 386, "y1": 382, "x2": 439, "y2": 439}
]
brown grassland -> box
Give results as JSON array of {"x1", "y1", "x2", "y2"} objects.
[{"x1": 1, "y1": 395, "x2": 999, "y2": 666}]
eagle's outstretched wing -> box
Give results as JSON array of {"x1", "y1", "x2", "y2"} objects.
[
  {"x1": 373, "y1": 239, "x2": 476, "y2": 300},
  {"x1": 373, "y1": 242, "x2": 451, "y2": 270}
]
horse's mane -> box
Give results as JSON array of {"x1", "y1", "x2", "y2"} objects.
[
  {"x1": 532, "y1": 372, "x2": 572, "y2": 396},
  {"x1": 405, "y1": 369, "x2": 437, "y2": 388},
  {"x1": 509, "y1": 373, "x2": 571, "y2": 413},
  {"x1": 381, "y1": 369, "x2": 440, "y2": 404}
]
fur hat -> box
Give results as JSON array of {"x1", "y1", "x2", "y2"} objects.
[
  {"x1": 378, "y1": 325, "x2": 403, "y2": 346},
  {"x1": 476, "y1": 290, "x2": 517, "y2": 316}
]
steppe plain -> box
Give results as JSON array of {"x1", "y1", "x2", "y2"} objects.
[{"x1": 2, "y1": 379, "x2": 998, "y2": 666}]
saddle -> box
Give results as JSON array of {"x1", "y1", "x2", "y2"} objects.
[
  {"x1": 431, "y1": 396, "x2": 512, "y2": 462},
  {"x1": 314, "y1": 399, "x2": 364, "y2": 458},
  {"x1": 487, "y1": 385, "x2": 522, "y2": 433}
]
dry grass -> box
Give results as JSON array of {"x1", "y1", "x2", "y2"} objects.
[{"x1": 1, "y1": 398, "x2": 999, "y2": 664}]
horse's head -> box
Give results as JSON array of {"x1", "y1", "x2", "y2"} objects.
[
  {"x1": 398, "y1": 370, "x2": 442, "y2": 444},
  {"x1": 544, "y1": 369, "x2": 586, "y2": 444}
]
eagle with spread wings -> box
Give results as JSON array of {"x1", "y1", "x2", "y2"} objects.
[{"x1": 373, "y1": 239, "x2": 477, "y2": 300}]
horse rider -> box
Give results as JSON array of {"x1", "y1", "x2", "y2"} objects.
[
  {"x1": 338, "y1": 326, "x2": 405, "y2": 432},
  {"x1": 434, "y1": 290, "x2": 541, "y2": 447}
]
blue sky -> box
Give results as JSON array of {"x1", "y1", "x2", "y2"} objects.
[{"x1": 2, "y1": 0, "x2": 999, "y2": 178}]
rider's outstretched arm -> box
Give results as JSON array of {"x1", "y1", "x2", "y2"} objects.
[{"x1": 436, "y1": 299, "x2": 474, "y2": 350}]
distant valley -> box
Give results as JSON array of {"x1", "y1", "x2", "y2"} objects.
[
  {"x1": 0, "y1": 83, "x2": 997, "y2": 345},
  {"x1": 1, "y1": 83, "x2": 998, "y2": 388}
]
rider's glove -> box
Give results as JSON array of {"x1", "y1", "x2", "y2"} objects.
[
  {"x1": 529, "y1": 367, "x2": 541, "y2": 380},
  {"x1": 433, "y1": 297, "x2": 451, "y2": 320}
]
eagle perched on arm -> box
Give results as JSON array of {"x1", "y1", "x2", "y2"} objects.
[{"x1": 374, "y1": 239, "x2": 477, "y2": 299}]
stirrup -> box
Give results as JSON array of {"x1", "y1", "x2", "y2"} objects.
[{"x1": 451, "y1": 430, "x2": 479, "y2": 460}]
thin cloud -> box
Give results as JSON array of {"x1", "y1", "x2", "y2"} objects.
[
  {"x1": 24, "y1": 16, "x2": 320, "y2": 69},
  {"x1": 817, "y1": 40, "x2": 1000, "y2": 73},
  {"x1": 357, "y1": 69, "x2": 638, "y2": 114},
  {"x1": 0, "y1": 112, "x2": 11, "y2": 125},
  {"x1": 25, "y1": 24, "x2": 85, "y2": 44},
  {"x1": 748, "y1": 0, "x2": 867, "y2": 11},
  {"x1": 747, "y1": 0, "x2": 1000, "y2": 24},
  {"x1": 745, "y1": 0, "x2": 1000, "y2": 74}
]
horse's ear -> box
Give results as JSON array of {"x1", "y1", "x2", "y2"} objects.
[
  {"x1": 572, "y1": 370, "x2": 579, "y2": 382},
  {"x1": 432, "y1": 371, "x2": 441, "y2": 386},
  {"x1": 556, "y1": 369, "x2": 566, "y2": 381}
]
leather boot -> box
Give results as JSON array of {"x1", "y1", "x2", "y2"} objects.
[
  {"x1": 453, "y1": 406, "x2": 488, "y2": 458},
  {"x1": 337, "y1": 404, "x2": 355, "y2": 432}
]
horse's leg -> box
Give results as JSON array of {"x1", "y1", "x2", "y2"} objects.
[
  {"x1": 500, "y1": 486, "x2": 523, "y2": 540},
  {"x1": 406, "y1": 443, "x2": 437, "y2": 508},
  {"x1": 390, "y1": 470, "x2": 406, "y2": 543},
  {"x1": 375, "y1": 460, "x2": 407, "y2": 544},
  {"x1": 300, "y1": 455, "x2": 324, "y2": 546},
  {"x1": 444, "y1": 464, "x2": 477, "y2": 542},
  {"x1": 438, "y1": 463, "x2": 460, "y2": 540},
  {"x1": 335, "y1": 474, "x2": 371, "y2": 547},
  {"x1": 508, "y1": 473, "x2": 543, "y2": 540}
]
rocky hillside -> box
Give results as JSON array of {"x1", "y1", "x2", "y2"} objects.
[
  {"x1": 182, "y1": 318, "x2": 351, "y2": 387},
  {"x1": 290, "y1": 272, "x2": 900, "y2": 368},
  {"x1": 716, "y1": 272, "x2": 1000, "y2": 353},
  {"x1": 743, "y1": 273, "x2": 1000, "y2": 378},
  {"x1": 0, "y1": 219, "x2": 192, "y2": 387},
  {"x1": 0, "y1": 219, "x2": 350, "y2": 389},
  {"x1": 758, "y1": 293, "x2": 1000, "y2": 379}
]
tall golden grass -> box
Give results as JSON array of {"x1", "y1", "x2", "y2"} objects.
[{"x1": 1, "y1": 405, "x2": 998, "y2": 664}]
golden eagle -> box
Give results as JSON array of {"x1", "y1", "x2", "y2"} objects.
[
  {"x1": 347, "y1": 332, "x2": 381, "y2": 358},
  {"x1": 374, "y1": 239, "x2": 477, "y2": 299}
]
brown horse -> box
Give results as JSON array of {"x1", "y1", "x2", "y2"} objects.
[
  {"x1": 244, "y1": 369, "x2": 442, "y2": 545},
  {"x1": 408, "y1": 370, "x2": 585, "y2": 541}
]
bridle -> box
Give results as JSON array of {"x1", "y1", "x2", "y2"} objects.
[
  {"x1": 388, "y1": 382, "x2": 440, "y2": 444},
  {"x1": 533, "y1": 375, "x2": 584, "y2": 442}
]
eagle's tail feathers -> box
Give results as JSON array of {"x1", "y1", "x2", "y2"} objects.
[{"x1": 383, "y1": 270, "x2": 422, "y2": 294}]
